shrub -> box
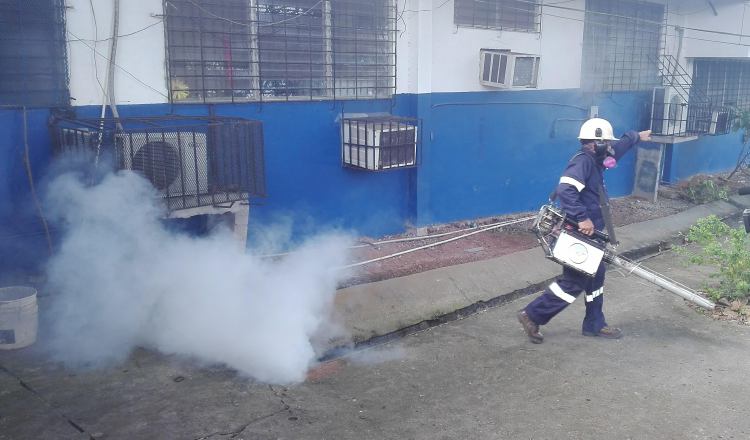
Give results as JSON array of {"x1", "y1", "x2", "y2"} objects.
[{"x1": 678, "y1": 215, "x2": 750, "y2": 300}]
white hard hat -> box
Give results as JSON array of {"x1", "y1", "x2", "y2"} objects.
[{"x1": 578, "y1": 118, "x2": 618, "y2": 141}]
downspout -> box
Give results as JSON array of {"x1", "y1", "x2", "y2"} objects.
[{"x1": 108, "y1": 0, "x2": 123, "y2": 130}]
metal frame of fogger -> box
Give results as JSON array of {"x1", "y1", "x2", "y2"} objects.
[{"x1": 533, "y1": 204, "x2": 715, "y2": 310}]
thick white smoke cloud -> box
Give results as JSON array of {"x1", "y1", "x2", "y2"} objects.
[{"x1": 44, "y1": 171, "x2": 352, "y2": 384}]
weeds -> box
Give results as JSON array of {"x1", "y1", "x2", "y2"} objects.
[
  {"x1": 677, "y1": 215, "x2": 750, "y2": 300},
  {"x1": 682, "y1": 177, "x2": 729, "y2": 204}
]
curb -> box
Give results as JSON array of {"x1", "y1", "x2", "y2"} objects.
[
  {"x1": 321, "y1": 239, "x2": 677, "y2": 361},
  {"x1": 323, "y1": 197, "x2": 750, "y2": 360}
]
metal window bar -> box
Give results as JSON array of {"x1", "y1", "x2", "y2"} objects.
[
  {"x1": 656, "y1": 55, "x2": 710, "y2": 105},
  {"x1": 0, "y1": 0, "x2": 69, "y2": 106},
  {"x1": 454, "y1": 0, "x2": 540, "y2": 32},
  {"x1": 164, "y1": 0, "x2": 395, "y2": 102},
  {"x1": 692, "y1": 59, "x2": 750, "y2": 112},
  {"x1": 581, "y1": 0, "x2": 663, "y2": 92},
  {"x1": 51, "y1": 116, "x2": 266, "y2": 211}
]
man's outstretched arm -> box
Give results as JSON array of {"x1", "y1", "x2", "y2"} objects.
[{"x1": 612, "y1": 130, "x2": 652, "y2": 160}]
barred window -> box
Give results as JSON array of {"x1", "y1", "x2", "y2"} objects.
[
  {"x1": 581, "y1": 0, "x2": 663, "y2": 92},
  {"x1": 0, "y1": 0, "x2": 69, "y2": 106},
  {"x1": 454, "y1": 0, "x2": 540, "y2": 32},
  {"x1": 693, "y1": 59, "x2": 750, "y2": 112},
  {"x1": 164, "y1": 0, "x2": 396, "y2": 102}
]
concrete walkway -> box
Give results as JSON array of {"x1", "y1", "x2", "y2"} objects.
[
  {"x1": 2, "y1": 196, "x2": 750, "y2": 439},
  {"x1": 335, "y1": 196, "x2": 750, "y2": 343},
  {"x1": 2, "y1": 231, "x2": 750, "y2": 439}
]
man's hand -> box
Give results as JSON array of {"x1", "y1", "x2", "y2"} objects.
[
  {"x1": 639, "y1": 130, "x2": 652, "y2": 142},
  {"x1": 578, "y1": 219, "x2": 595, "y2": 236}
]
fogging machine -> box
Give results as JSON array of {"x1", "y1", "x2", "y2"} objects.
[{"x1": 533, "y1": 204, "x2": 715, "y2": 310}]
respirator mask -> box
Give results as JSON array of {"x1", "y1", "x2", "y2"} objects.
[{"x1": 593, "y1": 128, "x2": 616, "y2": 169}]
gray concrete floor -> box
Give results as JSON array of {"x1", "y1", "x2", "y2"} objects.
[{"x1": 2, "y1": 249, "x2": 749, "y2": 440}]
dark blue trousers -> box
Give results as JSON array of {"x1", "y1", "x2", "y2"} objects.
[{"x1": 524, "y1": 263, "x2": 607, "y2": 334}]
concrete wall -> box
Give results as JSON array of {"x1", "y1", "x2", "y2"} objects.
[
  {"x1": 681, "y1": 1, "x2": 750, "y2": 59},
  {"x1": 412, "y1": 89, "x2": 651, "y2": 225},
  {"x1": 396, "y1": 0, "x2": 586, "y2": 94},
  {"x1": 66, "y1": 0, "x2": 167, "y2": 105},
  {"x1": 4, "y1": 0, "x2": 750, "y2": 278},
  {"x1": 0, "y1": 108, "x2": 57, "y2": 277},
  {"x1": 665, "y1": 132, "x2": 746, "y2": 182}
]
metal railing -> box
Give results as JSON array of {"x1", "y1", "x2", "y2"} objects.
[
  {"x1": 341, "y1": 116, "x2": 420, "y2": 171},
  {"x1": 651, "y1": 100, "x2": 734, "y2": 137},
  {"x1": 51, "y1": 116, "x2": 266, "y2": 211}
]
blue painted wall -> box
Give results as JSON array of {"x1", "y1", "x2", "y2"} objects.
[
  {"x1": 663, "y1": 130, "x2": 745, "y2": 182},
  {"x1": 412, "y1": 90, "x2": 652, "y2": 226},
  {"x1": 0, "y1": 108, "x2": 56, "y2": 278}
]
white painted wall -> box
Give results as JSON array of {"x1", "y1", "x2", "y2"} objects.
[
  {"x1": 678, "y1": 1, "x2": 750, "y2": 59},
  {"x1": 62, "y1": 0, "x2": 750, "y2": 105},
  {"x1": 396, "y1": 0, "x2": 586, "y2": 94},
  {"x1": 66, "y1": 0, "x2": 168, "y2": 105}
]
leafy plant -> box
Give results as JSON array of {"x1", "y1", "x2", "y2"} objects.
[
  {"x1": 682, "y1": 177, "x2": 728, "y2": 204},
  {"x1": 728, "y1": 109, "x2": 750, "y2": 179},
  {"x1": 678, "y1": 215, "x2": 750, "y2": 300}
]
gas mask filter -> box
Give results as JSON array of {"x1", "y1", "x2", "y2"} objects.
[{"x1": 594, "y1": 128, "x2": 616, "y2": 169}]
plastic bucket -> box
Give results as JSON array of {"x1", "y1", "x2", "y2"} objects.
[{"x1": 0, "y1": 286, "x2": 38, "y2": 350}]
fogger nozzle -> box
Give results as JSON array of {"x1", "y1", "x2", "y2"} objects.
[{"x1": 607, "y1": 254, "x2": 715, "y2": 310}]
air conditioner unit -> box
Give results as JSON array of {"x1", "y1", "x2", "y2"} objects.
[
  {"x1": 115, "y1": 131, "x2": 209, "y2": 197},
  {"x1": 342, "y1": 119, "x2": 418, "y2": 171},
  {"x1": 479, "y1": 49, "x2": 540, "y2": 89},
  {"x1": 651, "y1": 86, "x2": 688, "y2": 136},
  {"x1": 709, "y1": 109, "x2": 730, "y2": 135}
]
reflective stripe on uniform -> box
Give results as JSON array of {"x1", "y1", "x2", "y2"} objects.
[
  {"x1": 585, "y1": 287, "x2": 603, "y2": 303},
  {"x1": 549, "y1": 282, "x2": 577, "y2": 304},
  {"x1": 559, "y1": 176, "x2": 585, "y2": 192}
]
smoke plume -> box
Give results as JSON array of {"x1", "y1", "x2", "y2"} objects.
[{"x1": 44, "y1": 171, "x2": 351, "y2": 384}]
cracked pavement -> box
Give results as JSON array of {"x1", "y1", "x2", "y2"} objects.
[{"x1": 2, "y1": 249, "x2": 750, "y2": 439}]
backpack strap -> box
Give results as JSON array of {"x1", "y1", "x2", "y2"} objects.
[{"x1": 550, "y1": 152, "x2": 619, "y2": 245}]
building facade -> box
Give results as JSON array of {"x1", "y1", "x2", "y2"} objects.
[{"x1": 1, "y1": 0, "x2": 749, "y2": 269}]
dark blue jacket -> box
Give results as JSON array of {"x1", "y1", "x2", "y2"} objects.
[{"x1": 556, "y1": 131, "x2": 641, "y2": 230}]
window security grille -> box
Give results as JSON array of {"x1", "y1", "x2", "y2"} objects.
[
  {"x1": 52, "y1": 116, "x2": 266, "y2": 211},
  {"x1": 165, "y1": 0, "x2": 396, "y2": 102},
  {"x1": 581, "y1": 0, "x2": 663, "y2": 92},
  {"x1": 0, "y1": 0, "x2": 69, "y2": 106},
  {"x1": 693, "y1": 59, "x2": 750, "y2": 113},
  {"x1": 454, "y1": 0, "x2": 539, "y2": 32},
  {"x1": 341, "y1": 116, "x2": 420, "y2": 171}
]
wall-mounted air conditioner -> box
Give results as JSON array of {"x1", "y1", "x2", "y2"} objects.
[
  {"x1": 52, "y1": 116, "x2": 266, "y2": 212},
  {"x1": 115, "y1": 131, "x2": 209, "y2": 197},
  {"x1": 341, "y1": 116, "x2": 419, "y2": 171},
  {"x1": 651, "y1": 86, "x2": 688, "y2": 136},
  {"x1": 479, "y1": 49, "x2": 540, "y2": 89}
]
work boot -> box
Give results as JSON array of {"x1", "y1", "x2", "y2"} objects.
[
  {"x1": 582, "y1": 326, "x2": 623, "y2": 339},
  {"x1": 517, "y1": 310, "x2": 543, "y2": 344}
]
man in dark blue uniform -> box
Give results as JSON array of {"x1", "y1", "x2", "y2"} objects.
[{"x1": 517, "y1": 118, "x2": 652, "y2": 344}]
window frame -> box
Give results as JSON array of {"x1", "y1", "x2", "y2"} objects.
[
  {"x1": 581, "y1": 0, "x2": 663, "y2": 92},
  {"x1": 692, "y1": 58, "x2": 750, "y2": 112},
  {"x1": 0, "y1": 0, "x2": 69, "y2": 107},
  {"x1": 163, "y1": 0, "x2": 396, "y2": 103},
  {"x1": 453, "y1": 0, "x2": 541, "y2": 33}
]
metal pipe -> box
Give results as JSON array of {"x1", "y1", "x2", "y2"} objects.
[{"x1": 608, "y1": 255, "x2": 715, "y2": 310}]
